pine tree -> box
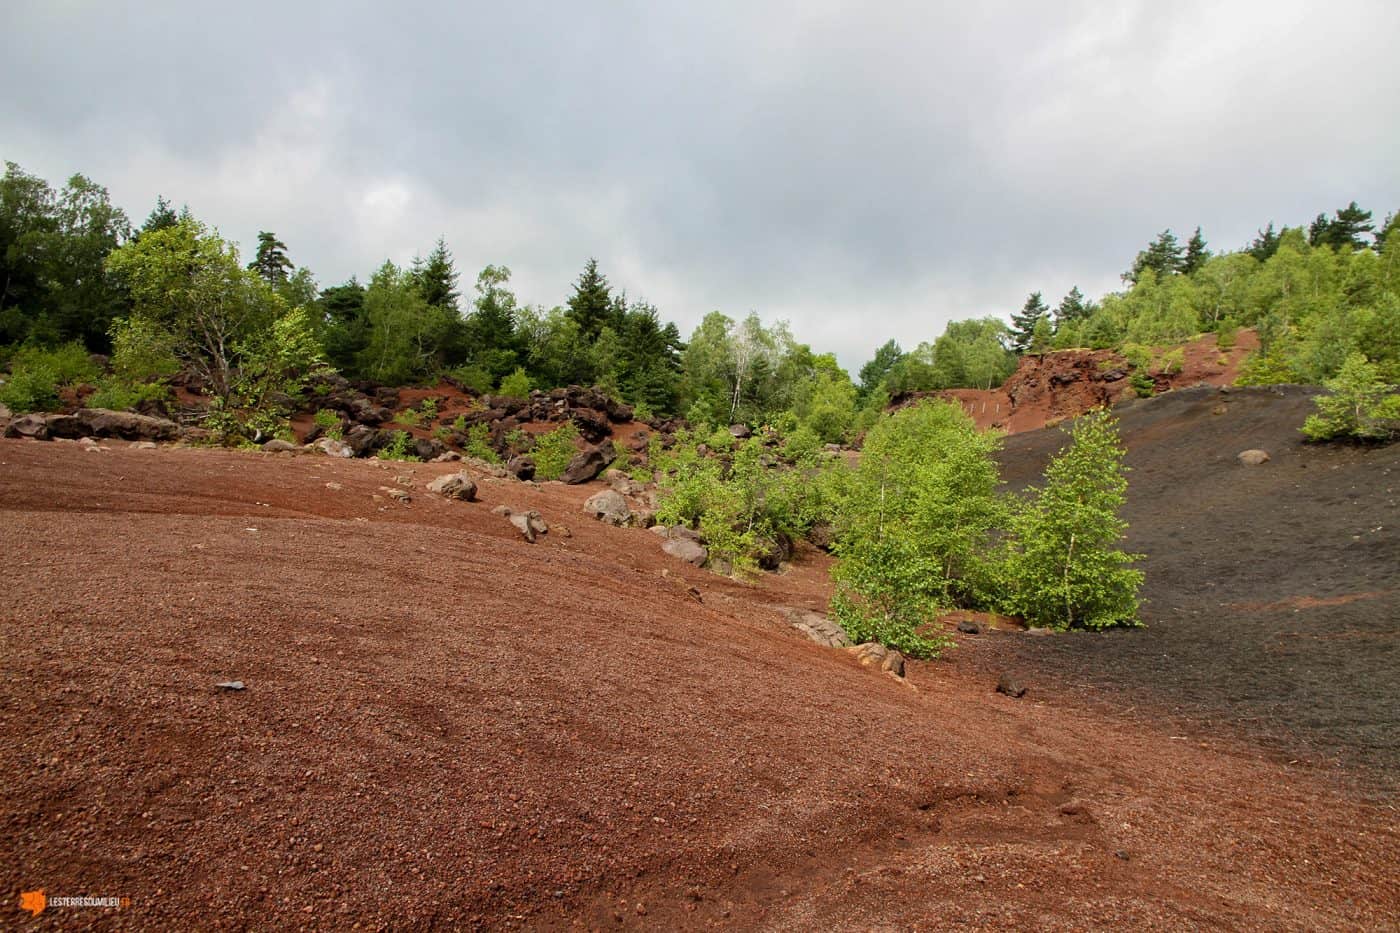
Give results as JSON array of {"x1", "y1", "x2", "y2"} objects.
[
  {"x1": 1054, "y1": 286, "x2": 1089, "y2": 328},
  {"x1": 1182, "y1": 226, "x2": 1209, "y2": 274},
  {"x1": 1248, "y1": 223, "x2": 1281, "y2": 261},
  {"x1": 412, "y1": 237, "x2": 460, "y2": 312},
  {"x1": 140, "y1": 196, "x2": 178, "y2": 235},
  {"x1": 1127, "y1": 230, "x2": 1185, "y2": 283},
  {"x1": 1009, "y1": 292, "x2": 1049, "y2": 354},
  {"x1": 248, "y1": 231, "x2": 293, "y2": 286},
  {"x1": 1331, "y1": 201, "x2": 1375, "y2": 250},
  {"x1": 566, "y1": 258, "x2": 613, "y2": 340}
]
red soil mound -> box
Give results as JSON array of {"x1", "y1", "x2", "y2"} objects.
[
  {"x1": 898, "y1": 330, "x2": 1260, "y2": 434},
  {"x1": 2, "y1": 438, "x2": 1396, "y2": 928}
]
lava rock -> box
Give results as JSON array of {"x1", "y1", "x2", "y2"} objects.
[
  {"x1": 996, "y1": 673, "x2": 1027, "y2": 698},
  {"x1": 427, "y1": 472, "x2": 478, "y2": 501}
]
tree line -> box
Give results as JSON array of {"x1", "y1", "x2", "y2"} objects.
[{"x1": 2, "y1": 161, "x2": 1397, "y2": 439}]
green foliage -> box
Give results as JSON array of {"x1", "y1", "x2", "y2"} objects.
[
  {"x1": 105, "y1": 215, "x2": 287, "y2": 402},
  {"x1": 1215, "y1": 324, "x2": 1238, "y2": 350},
  {"x1": 1004, "y1": 410, "x2": 1143, "y2": 631},
  {"x1": 248, "y1": 231, "x2": 293, "y2": 286},
  {"x1": 1300, "y1": 353, "x2": 1400, "y2": 442},
  {"x1": 1009, "y1": 292, "x2": 1050, "y2": 354},
  {"x1": 497, "y1": 366, "x2": 532, "y2": 398},
  {"x1": 1129, "y1": 372, "x2": 1156, "y2": 398},
  {"x1": 531, "y1": 421, "x2": 580, "y2": 480},
  {"x1": 86, "y1": 378, "x2": 169, "y2": 411},
  {"x1": 461, "y1": 423, "x2": 500, "y2": 463},
  {"x1": 394, "y1": 407, "x2": 423, "y2": 427},
  {"x1": 109, "y1": 316, "x2": 179, "y2": 382},
  {"x1": 830, "y1": 400, "x2": 1005, "y2": 658},
  {"x1": 376, "y1": 430, "x2": 418, "y2": 462},
  {"x1": 0, "y1": 342, "x2": 100, "y2": 412},
  {"x1": 313, "y1": 408, "x2": 343, "y2": 440},
  {"x1": 0, "y1": 361, "x2": 60, "y2": 412},
  {"x1": 653, "y1": 430, "x2": 844, "y2": 576},
  {"x1": 356, "y1": 260, "x2": 457, "y2": 385}
]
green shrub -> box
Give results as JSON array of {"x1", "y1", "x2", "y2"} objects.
[
  {"x1": 829, "y1": 400, "x2": 1005, "y2": 658},
  {"x1": 462, "y1": 423, "x2": 500, "y2": 463},
  {"x1": 0, "y1": 342, "x2": 101, "y2": 412},
  {"x1": 652, "y1": 430, "x2": 843, "y2": 577},
  {"x1": 1215, "y1": 324, "x2": 1238, "y2": 351},
  {"x1": 394, "y1": 407, "x2": 423, "y2": 427},
  {"x1": 313, "y1": 408, "x2": 343, "y2": 440},
  {"x1": 532, "y1": 421, "x2": 580, "y2": 480},
  {"x1": 1003, "y1": 409, "x2": 1143, "y2": 630},
  {"x1": 447, "y1": 365, "x2": 493, "y2": 394},
  {"x1": 376, "y1": 430, "x2": 419, "y2": 462},
  {"x1": 497, "y1": 367, "x2": 532, "y2": 399},
  {"x1": 86, "y1": 378, "x2": 170, "y2": 412},
  {"x1": 1129, "y1": 371, "x2": 1156, "y2": 398},
  {"x1": 1301, "y1": 353, "x2": 1400, "y2": 442},
  {"x1": 1159, "y1": 348, "x2": 1184, "y2": 374},
  {"x1": 110, "y1": 317, "x2": 179, "y2": 382},
  {"x1": 0, "y1": 364, "x2": 61, "y2": 412},
  {"x1": 632, "y1": 398, "x2": 654, "y2": 422}
]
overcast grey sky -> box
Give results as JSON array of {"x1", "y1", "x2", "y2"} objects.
[{"x1": 3, "y1": 1, "x2": 1397, "y2": 371}]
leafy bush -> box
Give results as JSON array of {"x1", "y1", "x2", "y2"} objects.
[
  {"x1": 652, "y1": 430, "x2": 843, "y2": 576},
  {"x1": 110, "y1": 317, "x2": 179, "y2": 382},
  {"x1": 1158, "y1": 347, "x2": 1184, "y2": 374},
  {"x1": 313, "y1": 408, "x2": 343, "y2": 440},
  {"x1": 447, "y1": 364, "x2": 493, "y2": 394},
  {"x1": 1003, "y1": 409, "x2": 1143, "y2": 630},
  {"x1": 86, "y1": 378, "x2": 170, "y2": 411},
  {"x1": 376, "y1": 430, "x2": 419, "y2": 461},
  {"x1": 532, "y1": 421, "x2": 580, "y2": 480},
  {"x1": 462, "y1": 423, "x2": 501, "y2": 463},
  {"x1": 1215, "y1": 324, "x2": 1238, "y2": 351},
  {"x1": 829, "y1": 400, "x2": 1004, "y2": 658},
  {"x1": 394, "y1": 407, "x2": 423, "y2": 427},
  {"x1": 0, "y1": 364, "x2": 61, "y2": 412},
  {"x1": 0, "y1": 342, "x2": 101, "y2": 412},
  {"x1": 497, "y1": 367, "x2": 532, "y2": 399},
  {"x1": 1301, "y1": 353, "x2": 1400, "y2": 442}
]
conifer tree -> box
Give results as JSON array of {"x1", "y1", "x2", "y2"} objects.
[
  {"x1": 1009, "y1": 292, "x2": 1049, "y2": 353},
  {"x1": 248, "y1": 231, "x2": 293, "y2": 286},
  {"x1": 1054, "y1": 286, "x2": 1089, "y2": 328},
  {"x1": 412, "y1": 236, "x2": 460, "y2": 312},
  {"x1": 1182, "y1": 226, "x2": 1209, "y2": 274},
  {"x1": 566, "y1": 258, "x2": 613, "y2": 340}
]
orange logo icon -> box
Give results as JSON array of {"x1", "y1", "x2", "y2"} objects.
[{"x1": 20, "y1": 890, "x2": 46, "y2": 916}]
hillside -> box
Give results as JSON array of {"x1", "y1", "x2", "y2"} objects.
[
  {"x1": 894, "y1": 330, "x2": 1260, "y2": 434},
  {"x1": 2, "y1": 407, "x2": 1398, "y2": 927},
  {"x1": 967, "y1": 384, "x2": 1400, "y2": 784}
]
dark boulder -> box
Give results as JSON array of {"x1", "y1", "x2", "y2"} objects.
[
  {"x1": 4, "y1": 413, "x2": 50, "y2": 439},
  {"x1": 413, "y1": 437, "x2": 446, "y2": 461},
  {"x1": 755, "y1": 531, "x2": 795, "y2": 571},
  {"x1": 560, "y1": 442, "x2": 613, "y2": 484},
  {"x1": 506, "y1": 455, "x2": 536, "y2": 481},
  {"x1": 343, "y1": 424, "x2": 381, "y2": 457},
  {"x1": 570, "y1": 408, "x2": 612, "y2": 443},
  {"x1": 75, "y1": 409, "x2": 183, "y2": 441}
]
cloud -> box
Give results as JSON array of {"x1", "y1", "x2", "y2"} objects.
[{"x1": 2, "y1": 0, "x2": 1397, "y2": 372}]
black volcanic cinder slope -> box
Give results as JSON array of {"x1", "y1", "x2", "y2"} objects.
[{"x1": 987, "y1": 385, "x2": 1400, "y2": 787}]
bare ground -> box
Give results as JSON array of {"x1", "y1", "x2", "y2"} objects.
[{"x1": 1, "y1": 430, "x2": 1397, "y2": 929}]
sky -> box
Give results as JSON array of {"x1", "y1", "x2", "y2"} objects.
[{"x1": 3, "y1": 1, "x2": 1398, "y2": 372}]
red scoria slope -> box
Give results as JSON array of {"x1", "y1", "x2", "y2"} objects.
[
  {"x1": 896, "y1": 330, "x2": 1260, "y2": 434},
  {"x1": 1, "y1": 438, "x2": 1396, "y2": 929}
]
